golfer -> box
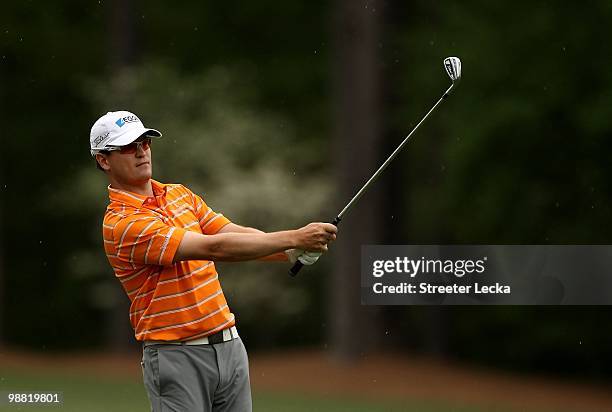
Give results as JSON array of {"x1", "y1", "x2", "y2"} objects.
[{"x1": 91, "y1": 110, "x2": 337, "y2": 412}]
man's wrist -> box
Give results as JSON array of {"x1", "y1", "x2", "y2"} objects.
[{"x1": 281, "y1": 230, "x2": 299, "y2": 249}]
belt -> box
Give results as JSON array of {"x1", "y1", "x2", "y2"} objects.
[{"x1": 143, "y1": 326, "x2": 239, "y2": 347}]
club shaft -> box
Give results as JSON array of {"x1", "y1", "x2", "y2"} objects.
[{"x1": 336, "y1": 83, "x2": 455, "y2": 220}]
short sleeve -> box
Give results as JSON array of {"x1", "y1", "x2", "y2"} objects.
[
  {"x1": 112, "y1": 214, "x2": 186, "y2": 266},
  {"x1": 187, "y1": 188, "x2": 231, "y2": 235}
]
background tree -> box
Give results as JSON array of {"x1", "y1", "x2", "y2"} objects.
[
  {"x1": 330, "y1": 0, "x2": 385, "y2": 360},
  {"x1": 106, "y1": 0, "x2": 139, "y2": 354}
]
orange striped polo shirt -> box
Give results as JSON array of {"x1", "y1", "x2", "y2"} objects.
[{"x1": 102, "y1": 179, "x2": 235, "y2": 341}]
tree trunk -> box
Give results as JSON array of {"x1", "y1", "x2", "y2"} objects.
[
  {"x1": 106, "y1": 0, "x2": 139, "y2": 353},
  {"x1": 0, "y1": 178, "x2": 4, "y2": 347},
  {"x1": 330, "y1": 0, "x2": 384, "y2": 362}
]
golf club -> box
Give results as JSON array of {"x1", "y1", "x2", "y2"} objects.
[{"x1": 290, "y1": 57, "x2": 462, "y2": 276}]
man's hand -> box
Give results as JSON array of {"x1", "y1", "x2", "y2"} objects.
[
  {"x1": 285, "y1": 222, "x2": 337, "y2": 267},
  {"x1": 293, "y1": 222, "x2": 337, "y2": 252},
  {"x1": 286, "y1": 249, "x2": 322, "y2": 265}
]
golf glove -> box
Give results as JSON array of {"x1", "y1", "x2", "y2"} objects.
[{"x1": 286, "y1": 249, "x2": 322, "y2": 265}]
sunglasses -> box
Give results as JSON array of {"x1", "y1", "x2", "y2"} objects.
[{"x1": 105, "y1": 138, "x2": 152, "y2": 155}]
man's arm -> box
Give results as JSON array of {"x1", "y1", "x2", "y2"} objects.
[
  {"x1": 218, "y1": 223, "x2": 288, "y2": 261},
  {"x1": 173, "y1": 222, "x2": 337, "y2": 263}
]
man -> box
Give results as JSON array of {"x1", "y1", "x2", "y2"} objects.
[{"x1": 90, "y1": 110, "x2": 337, "y2": 412}]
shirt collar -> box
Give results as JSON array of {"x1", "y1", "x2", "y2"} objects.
[{"x1": 107, "y1": 179, "x2": 167, "y2": 207}]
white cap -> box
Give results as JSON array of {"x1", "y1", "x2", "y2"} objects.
[{"x1": 90, "y1": 110, "x2": 162, "y2": 156}]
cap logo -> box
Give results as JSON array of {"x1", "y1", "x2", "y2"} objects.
[
  {"x1": 93, "y1": 132, "x2": 111, "y2": 146},
  {"x1": 115, "y1": 115, "x2": 140, "y2": 128}
]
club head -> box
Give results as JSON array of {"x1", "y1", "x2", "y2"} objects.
[{"x1": 444, "y1": 57, "x2": 461, "y2": 83}]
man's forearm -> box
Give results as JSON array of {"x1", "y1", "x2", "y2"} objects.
[
  {"x1": 218, "y1": 223, "x2": 289, "y2": 261},
  {"x1": 204, "y1": 231, "x2": 296, "y2": 262}
]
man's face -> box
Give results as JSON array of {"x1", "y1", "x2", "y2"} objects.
[{"x1": 98, "y1": 138, "x2": 153, "y2": 186}]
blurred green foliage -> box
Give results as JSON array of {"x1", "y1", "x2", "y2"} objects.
[
  {"x1": 388, "y1": 2, "x2": 612, "y2": 243},
  {"x1": 381, "y1": 2, "x2": 612, "y2": 379},
  {"x1": 2, "y1": 0, "x2": 612, "y2": 380}
]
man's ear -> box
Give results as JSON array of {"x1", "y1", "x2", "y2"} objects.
[{"x1": 96, "y1": 153, "x2": 111, "y2": 171}]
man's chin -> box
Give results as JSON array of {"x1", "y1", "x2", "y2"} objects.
[
  {"x1": 131, "y1": 170, "x2": 152, "y2": 184},
  {"x1": 136, "y1": 165, "x2": 152, "y2": 178}
]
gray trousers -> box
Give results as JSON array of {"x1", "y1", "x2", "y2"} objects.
[{"x1": 141, "y1": 337, "x2": 252, "y2": 412}]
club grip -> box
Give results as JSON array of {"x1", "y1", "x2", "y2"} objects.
[
  {"x1": 288, "y1": 216, "x2": 341, "y2": 277},
  {"x1": 289, "y1": 260, "x2": 304, "y2": 276}
]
